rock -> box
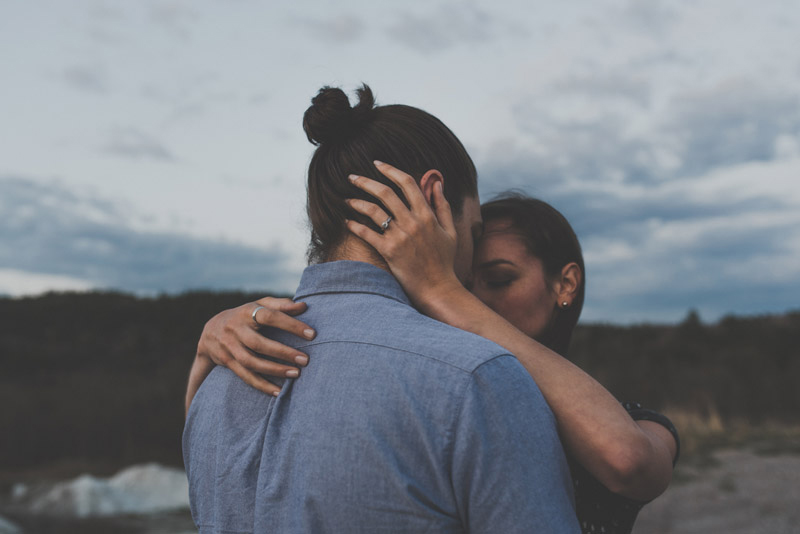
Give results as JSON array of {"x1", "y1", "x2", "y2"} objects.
[
  {"x1": 13, "y1": 463, "x2": 189, "y2": 518},
  {"x1": 0, "y1": 515, "x2": 22, "y2": 534}
]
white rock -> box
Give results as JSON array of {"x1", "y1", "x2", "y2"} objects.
[
  {"x1": 20, "y1": 463, "x2": 189, "y2": 518},
  {"x1": 0, "y1": 515, "x2": 22, "y2": 534}
]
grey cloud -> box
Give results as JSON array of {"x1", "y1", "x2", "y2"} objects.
[
  {"x1": 0, "y1": 177, "x2": 293, "y2": 294},
  {"x1": 86, "y1": 4, "x2": 128, "y2": 45},
  {"x1": 297, "y1": 14, "x2": 365, "y2": 44},
  {"x1": 479, "y1": 145, "x2": 791, "y2": 244},
  {"x1": 101, "y1": 127, "x2": 175, "y2": 162},
  {"x1": 88, "y1": 3, "x2": 127, "y2": 22},
  {"x1": 581, "y1": 216, "x2": 799, "y2": 323},
  {"x1": 503, "y1": 110, "x2": 662, "y2": 185},
  {"x1": 148, "y1": 3, "x2": 200, "y2": 40},
  {"x1": 386, "y1": 3, "x2": 495, "y2": 53},
  {"x1": 621, "y1": 0, "x2": 679, "y2": 35},
  {"x1": 63, "y1": 65, "x2": 108, "y2": 93},
  {"x1": 551, "y1": 73, "x2": 651, "y2": 108},
  {"x1": 509, "y1": 81, "x2": 800, "y2": 185},
  {"x1": 668, "y1": 83, "x2": 800, "y2": 178}
]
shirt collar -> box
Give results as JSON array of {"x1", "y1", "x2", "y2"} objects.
[{"x1": 294, "y1": 261, "x2": 412, "y2": 307}]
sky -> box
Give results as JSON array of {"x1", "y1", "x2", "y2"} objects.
[{"x1": 1, "y1": 0, "x2": 799, "y2": 323}]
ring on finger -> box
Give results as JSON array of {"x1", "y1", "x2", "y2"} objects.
[
  {"x1": 381, "y1": 216, "x2": 393, "y2": 231},
  {"x1": 252, "y1": 305, "x2": 265, "y2": 326}
]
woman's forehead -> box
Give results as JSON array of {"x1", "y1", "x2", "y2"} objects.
[{"x1": 475, "y1": 227, "x2": 528, "y2": 258}]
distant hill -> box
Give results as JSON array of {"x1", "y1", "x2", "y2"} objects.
[{"x1": 1, "y1": 291, "x2": 798, "y2": 471}]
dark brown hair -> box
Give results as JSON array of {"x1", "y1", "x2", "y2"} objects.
[
  {"x1": 481, "y1": 192, "x2": 586, "y2": 355},
  {"x1": 303, "y1": 84, "x2": 478, "y2": 263}
]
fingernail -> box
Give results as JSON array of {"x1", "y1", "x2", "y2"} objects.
[
  {"x1": 295, "y1": 355, "x2": 309, "y2": 366},
  {"x1": 304, "y1": 328, "x2": 316, "y2": 339},
  {"x1": 373, "y1": 160, "x2": 384, "y2": 166},
  {"x1": 348, "y1": 174, "x2": 358, "y2": 182},
  {"x1": 272, "y1": 390, "x2": 280, "y2": 397},
  {"x1": 286, "y1": 369, "x2": 299, "y2": 378}
]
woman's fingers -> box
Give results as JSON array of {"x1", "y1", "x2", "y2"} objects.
[
  {"x1": 346, "y1": 199, "x2": 393, "y2": 231},
  {"x1": 372, "y1": 160, "x2": 430, "y2": 213},
  {"x1": 255, "y1": 297, "x2": 307, "y2": 316},
  {"x1": 241, "y1": 328, "x2": 310, "y2": 366},
  {"x1": 227, "y1": 358, "x2": 282, "y2": 397},
  {"x1": 230, "y1": 342, "x2": 302, "y2": 378},
  {"x1": 346, "y1": 219, "x2": 384, "y2": 253},
  {"x1": 432, "y1": 180, "x2": 457, "y2": 240},
  {"x1": 251, "y1": 301, "x2": 316, "y2": 342},
  {"x1": 348, "y1": 173, "x2": 410, "y2": 223}
]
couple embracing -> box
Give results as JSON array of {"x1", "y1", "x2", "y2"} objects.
[{"x1": 183, "y1": 85, "x2": 679, "y2": 534}]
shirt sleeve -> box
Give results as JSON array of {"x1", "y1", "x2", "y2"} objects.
[{"x1": 450, "y1": 355, "x2": 580, "y2": 534}]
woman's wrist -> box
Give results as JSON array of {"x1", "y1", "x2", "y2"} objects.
[{"x1": 415, "y1": 279, "x2": 479, "y2": 326}]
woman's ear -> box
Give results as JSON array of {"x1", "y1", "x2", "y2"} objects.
[
  {"x1": 555, "y1": 262, "x2": 582, "y2": 307},
  {"x1": 418, "y1": 169, "x2": 444, "y2": 207}
]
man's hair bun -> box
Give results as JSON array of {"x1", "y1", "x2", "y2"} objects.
[{"x1": 303, "y1": 84, "x2": 375, "y2": 146}]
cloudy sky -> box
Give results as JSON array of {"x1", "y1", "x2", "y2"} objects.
[{"x1": 2, "y1": 0, "x2": 799, "y2": 323}]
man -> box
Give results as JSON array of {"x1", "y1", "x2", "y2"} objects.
[{"x1": 183, "y1": 85, "x2": 579, "y2": 533}]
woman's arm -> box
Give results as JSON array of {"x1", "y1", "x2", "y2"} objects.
[
  {"x1": 419, "y1": 284, "x2": 675, "y2": 500},
  {"x1": 346, "y1": 161, "x2": 677, "y2": 501},
  {"x1": 184, "y1": 297, "x2": 316, "y2": 415}
]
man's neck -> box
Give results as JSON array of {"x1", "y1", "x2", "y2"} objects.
[{"x1": 327, "y1": 236, "x2": 391, "y2": 274}]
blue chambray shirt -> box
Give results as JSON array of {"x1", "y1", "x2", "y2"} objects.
[{"x1": 184, "y1": 261, "x2": 579, "y2": 534}]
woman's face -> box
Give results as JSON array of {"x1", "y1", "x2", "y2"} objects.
[{"x1": 470, "y1": 219, "x2": 559, "y2": 340}]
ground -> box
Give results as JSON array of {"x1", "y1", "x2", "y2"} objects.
[{"x1": 634, "y1": 449, "x2": 800, "y2": 534}]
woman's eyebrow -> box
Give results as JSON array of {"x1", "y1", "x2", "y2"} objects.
[{"x1": 476, "y1": 259, "x2": 515, "y2": 269}]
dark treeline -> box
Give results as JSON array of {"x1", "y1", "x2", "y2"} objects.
[{"x1": 1, "y1": 292, "x2": 798, "y2": 472}]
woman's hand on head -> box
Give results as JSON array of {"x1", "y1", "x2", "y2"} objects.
[
  {"x1": 191, "y1": 297, "x2": 315, "y2": 399},
  {"x1": 345, "y1": 161, "x2": 464, "y2": 310}
]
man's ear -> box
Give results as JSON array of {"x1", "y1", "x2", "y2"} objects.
[
  {"x1": 418, "y1": 169, "x2": 444, "y2": 207},
  {"x1": 555, "y1": 262, "x2": 582, "y2": 307}
]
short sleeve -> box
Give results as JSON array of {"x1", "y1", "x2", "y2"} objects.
[{"x1": 450, "y1": 355, "x2": 580, "y2": 534}]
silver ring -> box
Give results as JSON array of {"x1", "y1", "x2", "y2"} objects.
[
  {"x1": 381, "y1": 216, "x2": 393, "y2": 231},
  {"x1": 251, "y1": 305, "x2": 265, "y2": 326}
]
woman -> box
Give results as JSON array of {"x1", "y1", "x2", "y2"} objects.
[{"x1": 186, "y1": 125, "x2": 678, "y2": 534}]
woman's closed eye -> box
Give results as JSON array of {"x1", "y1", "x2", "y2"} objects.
[
  {"x1": 478, "y1": 270, "x2": 517, "y2": 289},
  {"x1": 485, "y1": 277, "x2": 514, "y2": 289}
]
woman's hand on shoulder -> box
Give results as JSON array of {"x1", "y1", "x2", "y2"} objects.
[
  {"x1": 345, "y1": 161, "x2": 464, "y2": 310},
  {"x1": 189, "y1": 297, "x2": 316, "y2": 404}
]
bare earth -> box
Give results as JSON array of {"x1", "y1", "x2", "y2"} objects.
[{"x1": 633, "y1": 449, "x2": 800, "y2": 534}]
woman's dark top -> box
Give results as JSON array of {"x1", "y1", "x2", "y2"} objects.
[{"x1": 571, "y1": 402, "x2": 680, "y2": 534}]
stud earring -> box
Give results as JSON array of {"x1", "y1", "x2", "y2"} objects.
[{"x1": 561, "y1": 301, "x2": 569, "y2": 308}]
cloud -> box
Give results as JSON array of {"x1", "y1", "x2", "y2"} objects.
[
  {"x1": 506, "y1": 79, "x2": 800, "y2": 186},
  {"x1": 148, "y1": 2, "x2": 200, "y2": 40},
  {"x1": 0, "y1": 177, "x2": 294, "y2": 295},
  {"x1": 297, "y1": 14, "x2": 365, "y2": 44},
  {"x1": 667, "y1": 81, "x2": 800, "y2": 178},
  {"x1": 386, "y1": 3, "x2": 498, "y2": 53},
  {"x1": 620, "y1": 0, "x2": 679, "y2": 35},
  {"x1": 100, "y1": 127, "x2": 175, "y2": 162},
  {"x1": 63, "y1": 65, "x2": 108, "y2": 93},
  {"x1": 0, "y1": 269, "x2": 95, "y2": 297},
  {"x1": 550, "y1": 72, "x2": 651, "y2": 108}
]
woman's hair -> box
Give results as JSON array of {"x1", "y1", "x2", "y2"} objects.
[
  {"x1": 303, "y1": 84, "x2": 478, "y2": 263},
  {"x1": 481, "y1": 192, "x2": 586, "y2": 355}
]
